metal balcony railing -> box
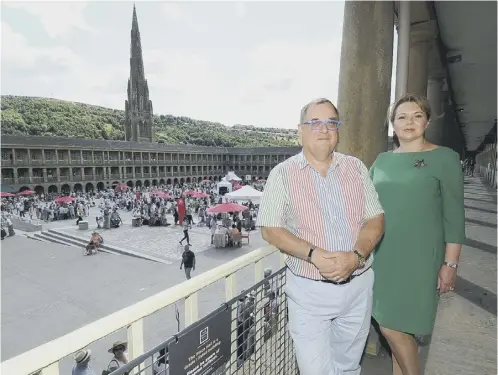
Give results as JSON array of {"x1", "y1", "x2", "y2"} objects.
[{"x1": 0, "y1": 246, "x2": 298, "y2": 375}]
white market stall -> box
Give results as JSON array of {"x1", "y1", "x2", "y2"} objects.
[
  {"x1": 225, "y1": 185, "x2": 263, "y2": 203},
  {"x1": 216, "y1": 178, "x2": 233, "y2": 195},
  {"x1": 225, "y1": 171, "x2": 242, "y2": 181}
]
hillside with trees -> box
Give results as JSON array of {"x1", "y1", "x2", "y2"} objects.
[{"x1": 0, "y1": 96, "x2": 300, "y2": 147}]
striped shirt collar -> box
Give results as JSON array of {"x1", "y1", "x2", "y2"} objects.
[{"x1": 296, "y1": 149, "x2": 344, "y2": 170}]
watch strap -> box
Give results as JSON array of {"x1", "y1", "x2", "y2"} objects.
[
  {"x1": 444, "y1": 261, "x2": 458, "y2": 269},
  {"x1": 353, "y1": 249, "x2": 366, "y2": 268},
  {"x1": 307, "y1": 247, "x2": 315, "y2": 263}
]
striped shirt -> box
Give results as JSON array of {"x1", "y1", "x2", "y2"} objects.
[{"x1": 256, "y1": 150, "x2": 384, "y2": 280}]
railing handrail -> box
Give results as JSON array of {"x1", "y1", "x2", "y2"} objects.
[{"x1": 1, "y1": 244, "x2": 278, "y2": 375}]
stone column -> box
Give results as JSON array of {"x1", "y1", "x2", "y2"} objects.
[
  {"x1": 336, "y1": 1, "x2": 394, "y2": 167},
  {"x1": 406, "y1": 21, "x2": 437, "y2": 96},
  {"x1": 425, "y1": 77, "x2": 445, "y2": 146}
]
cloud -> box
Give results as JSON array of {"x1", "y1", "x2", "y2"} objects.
[
  {"x1": 1, "y1": 22, "x2": 81, "y2": 70},
  {"x1": 160, "y1": 3, "x2": 206, "y2": 32},
  {"x1": 234, "y1": 2, "x2": 247, "y2": 18},
  {"x1": 235, "y1": 41, "x2": 342, "y2": 127},
  {"x1": 3, "y1": 2, "x2": 97, "y2": 38}
]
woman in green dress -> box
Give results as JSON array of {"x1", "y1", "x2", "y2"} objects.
[{"x1": 369, "y1": 94, "x2": 465, "y2": 375}]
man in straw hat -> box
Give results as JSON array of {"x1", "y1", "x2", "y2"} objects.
[{"x1": 72, "y1": 349, "x2": 95, "y2": 375}]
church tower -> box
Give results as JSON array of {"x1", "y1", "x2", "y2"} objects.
[{"x1": 125, "y1": 4, "x2": 154, "y2": 142}]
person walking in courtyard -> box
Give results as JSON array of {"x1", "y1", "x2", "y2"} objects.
[
  {"x1": 179, "y1": 219, "x2": 191, "y2": 245},
  {"x1": 180, "y1": 244, "x2": 196, "y2": 280},
  {"x1": 369, "y1": 94, "x2": 465, "y2": 375},
  {"x1": 257, "y1": 98, "x2": 385, "y2": 375}
]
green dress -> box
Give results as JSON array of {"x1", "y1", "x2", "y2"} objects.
[{"x1": 369, "y1": 147, "x2": 465, "y2": 335}]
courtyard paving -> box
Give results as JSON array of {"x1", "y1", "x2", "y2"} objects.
[{"x1": 56, "y1": 208, "x2": 266, "y2": 264}]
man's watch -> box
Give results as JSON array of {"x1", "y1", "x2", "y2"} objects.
[
  {"x1": 353, "y1": 250, "x2": 367, "y2": 268},
  {"x1": 307, "y1": 247, "x2": 316, "y2": 264},
  {"x1": 443, "y1": 261, "x2": 458, "y2": 269}
]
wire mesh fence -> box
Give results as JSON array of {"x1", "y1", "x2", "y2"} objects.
[{"x1": 110, "y1": 267, "x2": 298, "y2": 375}]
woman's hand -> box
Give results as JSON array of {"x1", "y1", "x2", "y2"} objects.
[{"x1": 437, "y1": 264, "x2": 457, "y2": 294}]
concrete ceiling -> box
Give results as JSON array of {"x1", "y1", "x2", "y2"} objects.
[{"x1": 434, "y1": 1, "x2": 497, "y2": 151}]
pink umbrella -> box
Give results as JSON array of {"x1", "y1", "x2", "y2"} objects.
[
  {"x1": 193, "y1": 192, "x2": 209, "y2": 198},
  {"x1": 233, "y1": 184, "x2": 243, "y2": 191},
  {"x1": 183, "y1": 190, "x2": 196, "y2": 196},
  {"x1": 17, "y1": 190, "x2": 35, "y2": 196},
  {"x1": 0, "y1": 192, "x2": 15, "y2": 197},
  {"x1": 55, "y1": 196, "x2": 76, "y2": 204},
  {"x1": 154, "y1": 191, "x2": 172, "y2": 199},
  {"x1": 115, "y1": 184, "x2": 128, "y2": 192},
  {"x1": 207, "y1": 203, "x2": 249, "y2": 213}
]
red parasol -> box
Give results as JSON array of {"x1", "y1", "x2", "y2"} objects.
[
  {"x1": 207, "y1": 203, "x2": 249, "y2": 213},
  {"x1": 55, "y1": 196, "x2": 76, "y2": 204},
  {"x1": 17, "y1": 190, "x2": 35, "y2": 196},
  {"x1": 115, "y1": 184, "x2": 128, "y2": 192},
  {"x1": 0, "y1": 192, "x2": 15, "y2": 197},
  {"x1": 153, "y1": 191, "x2": 172, "y2": 199}
]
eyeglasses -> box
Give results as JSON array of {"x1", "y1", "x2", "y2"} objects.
[{"x1": 301, "y1": 119, "x2": 342, "y2": 131}]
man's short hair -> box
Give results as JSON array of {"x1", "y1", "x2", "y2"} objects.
[{"x1": 299, "y1": 98, "x2": 340, "y2": 124}]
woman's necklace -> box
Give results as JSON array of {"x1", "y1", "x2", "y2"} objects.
[{"x1": 395, "y1": 141, "x2": 426, "y2": 153}]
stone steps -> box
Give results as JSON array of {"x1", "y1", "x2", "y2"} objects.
[{"x1": 47, "y1": 229, "x2": 169, "y2": 264}]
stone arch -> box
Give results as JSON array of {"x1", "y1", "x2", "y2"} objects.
[
  {"x1": 136, "y1": 180, "x2": 142, "y2": 188},
  {"x1": 203, "y1": 176, "x2": 208, "y2": 181},
  {"x1": 186, "y1": 177, "x2": 191, "y2": 183},
  {"x1": 61, "y1": 184, "x2": 71, "y2": 193},
  {"x1": 74, "y1": 183, "x2": 83, "y2": 192},
  {"x1": 180, "y1": 178, "x2": 185, "y2": 184},
  {"x1": 209, "y1": 176, "x2": 213, "y2": 181},
  {"x1": 213, "y1": 176, "x2": 218, "y2": 181},
  {"x1": 48, "y1": 185, "x2": 58, "y2": 193},
  {"x1": 219, "y1": 175, "x2": 223, "y2": 181},
  {"x1": 85, "y1": 183, "x2": 94, "y2": 193},
  {"x1": 144, "y1": 180, "x2": 150, "y2": 187},
  {"x1": 97, "y1": 182, "x2": 105, "y2": 190},
  {"x1": 159, "y1": 178, "x2": 165, "y2": 185},
  {"x1": 19, "y1": 186, "x2": 31, "y2": 192},
  {"x1": 34, "y1": 185, "x2": 44, "y2": 195},
  {"x1": 173, "y1": 178, "x2": 178, "y2": 185},
  {"x1": 126, "y1": 180, "x2": 134, "y2": 188},
  {"x1": 166, "y1": 178, "x2": 172, "y2": 185},
  {"x1": 152, "y1": 179, "x2": 158, "y2": 186}
]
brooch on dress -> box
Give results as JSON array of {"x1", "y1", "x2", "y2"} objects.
[{"x1": 413, "y1": 159, "x2": 427, "y2": 168}]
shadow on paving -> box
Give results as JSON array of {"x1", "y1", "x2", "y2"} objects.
[
  {"x1": 464, "y1": 205, "x2": 498, "y2": 214},
  {"x1": 465, "y1": 218, "x2": 497, "y2": 229},
  {"x1": 464, "y1": 237, "x2": 497, "y2": 254},
  {"x1": 454, "y1": 276, "x2": 497, "y2": 316}
]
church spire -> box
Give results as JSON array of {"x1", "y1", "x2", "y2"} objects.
[
  {"x1": 130, "y1": 3, "x2": 145, "y2": 79},
  {"x1": 124, "y1": 4, "x2": 154, "y2": 143}
]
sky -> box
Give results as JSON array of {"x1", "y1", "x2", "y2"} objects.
[{"x1": 1, "y1": 1, "x2": 396, "y2": 131}]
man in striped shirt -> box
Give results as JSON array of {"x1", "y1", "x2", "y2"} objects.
[{"x1": 256, "y1": 98, "x2": 385, "y2": 375}]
